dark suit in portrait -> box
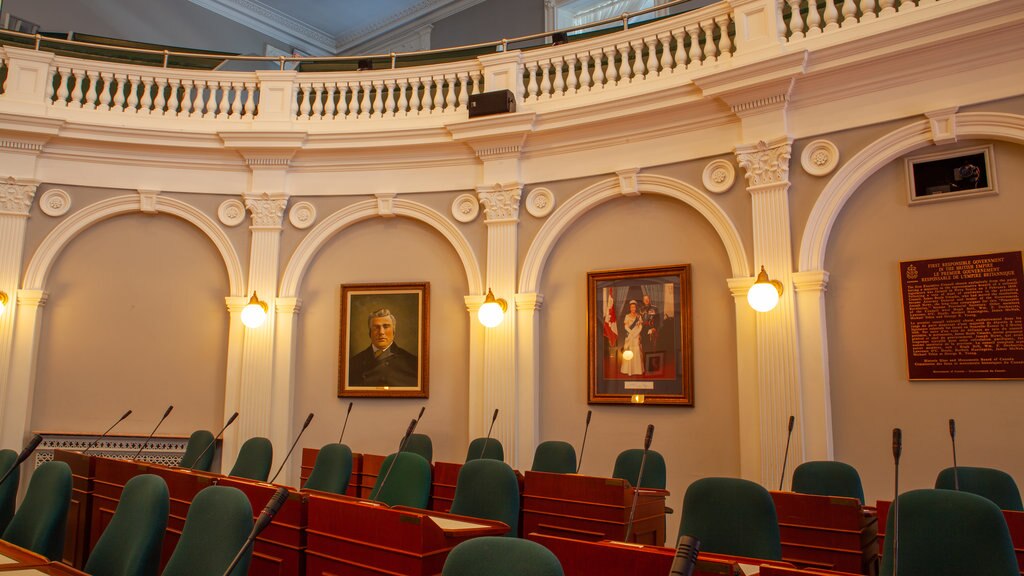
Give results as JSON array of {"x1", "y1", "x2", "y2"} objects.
[{"x1": 349, "y1": 344, "x2": 418, "y2": 388}]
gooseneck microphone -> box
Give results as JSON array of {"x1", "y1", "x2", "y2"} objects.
[
  {"x1": 0, "y1": 434, "x2": 43, "y2": 487},
  {"x1": 948, "y1": 418, "x2": 959, "y2": 491},
  {"x1": 338, "y1": 402, "x2": 354, "y2": 444},
  {"x1": 479, "y1": 409, "x2": 499, "y2": 460},
  {"x1": 892, "y1": 427, "x2": 903, "y2": 576},
  {"x1": 188, "y1": 412, "x2": 239, "y2": 471},
  {"x1": 221, "y1": 486, "x2": 289, "y2": 576},
  {"x1": 624, "y1": 424, "x2": 654, "y2": 542},
  {"x1": 576, "y1": 410, "x2": 593, "y2": 473},
  {"x1": 668, "y1": 535, "x2": 700, "y2": 576},
  {"x1": 415, "y1": 406, "x2": 426, "y2": 424},
  {"x1": 132, "y1": 405, "x2": 174, "y2": 460},
  {"x1": 269, "y1": 412, "x2": 314, "y2": 484},
  {"x1": 82, "y1": 410, "x2": 132, "y2": 454},
  {"x1": 374, "y1": 418, "x2": 418, "y2": 503},
  {"x1": 779, "y1": 415, "x2": 795, "y2": 490}
]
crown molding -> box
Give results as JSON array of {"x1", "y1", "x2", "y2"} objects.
[
  {"x1": 335, "y1": 0, "x2": 487, "y2": 53},
  {"x1": 188, "y1": 0, "x2": 335, "y2": 55}
]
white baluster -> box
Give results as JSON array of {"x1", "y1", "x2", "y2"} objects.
[
  {"x1": 687, "y1": 25, "x2": 702, "y2": 67},
  {"x1": 358, "y1": 81, "x2": 372, "y2": 117},
  {"x1": 409, "y1": 79, "x2": 423, "y2": 114},
  {"x1": 861, "y1": 0, "x2": 878, "y2": 19},
  {"x1": 657, "y1": 34, "x2": 672, "y2": 73},
  {"x1": 203, "y1": 81, "x2": 217, "y2": 117},
  {"x1": 324, "y1": 83, "x2": 338, "y2": 118},
  {"x1": 94, "y1": 72, "x2": 111, "y2": 109},
  {"x1": 298, "y1": 83, "x2": 312, "y2": 118},
  {"x1": 717, "y1": 16, "x2": 733, "y2": 58},
  {"x1": 539, "y1": 61, "x2": 553, "y2": 97},
  {"x1": 672, "y1": 30, "x2": 687, "y2": 71},
  {"x1": 180, "y1": 80, "x2": 194, "y2": 116},
  {"x1": 566, "y1": 55, "x2": 579, "y2": 93},
  {"x1": 645, "y1": 37, "x2": 659, "y2": 76},
  {"x1": 168, "y1": 78, "x2": 183, "y2": 116},
  {"x1": 526, "y1": 63, "x2": 539, "y2": 100},
  {"x1": 154, "y1": 78, "x2": 169, "y2": 114},
  {"x1": 617, "y1": 44, "x2": 632, "y2": 82},
  {"x1": 699, "y1": 20, "x2": 718, "y2": 63},
  {"x1": 216, "y1": 81, "x2": 231, "y2": 118},
  {"x1": 470, "y1": 70, "x2": 482, "y2": 95},
  {"x1": 823, "y1": 0, "x2": 840, "y2": 31},
  {"x1": 807, "y1": 0, "x2": 823, "y2": 35},
  {"x1": 385, "y1": 79, "x2": 397, "y2": 115},
  {"x1": 397, "y1": 80, "x2": 410, "y2": 115},
  {"x1": 229, "y1": 82, "x2": 242, "y2": 119},
  {"x1": 140, "y1": 77, "x2": 155, "y2": 113},
  {"x1": 313, "y1": 83, "x2": 326, "y2": 119},
  {"x1": 842, "y1": 0, "x2": 859, "y2": 26},
  {"x1": 81, "y1": 71, "x2": 98, "y2": 109},
  {"x1": 374, "y1": 80, "x2": 386, "y2": 116},
  {"x1": 553, "y1": 58, "x2": 566, "y2": 95},
  {"x1": 54, "y1": 68, "x2": 70, "y2": 105},
  {"x1": 445, "y1": 75, "x2": 457, "y2": 111},
  {"x1": 336, "y1": 84, "x2": 350, "y2": 118},
  {"x1": 579, "y1": 53, "x2": 592, "y2": 91},
  {"x1": 112, "y1": 74, "x2": 127, "y2": 110},
  {"x1": 879, "y1": 0, "x2": 897, "y2": 16},
  {"x1": 605, "y1": 46, "x2": 619, "y2": 85},
  {"x1": 593, "y1": 49, "x2": 607, "y2": 88},
  {"x1": 456, "y1": 73, "x2": 469, "y2": 110},
  {"x1": 633, "y1": 41, "x2": 648, "y2": 79},
  {"x1": 432, "y1": 77, "x2": 444, "y2": 112},
  {"x1": 126, "y1": 76, "x2": 140, "y2": 112},
  {"x1": 69, "y1": 69, "x2": 86, "y2": 108},
  {"x1": 44, "y1": 67, "x2": 56, "y2": 103},
  {"x1": 787, "y1": 0, "x2": 806, "y2": 39}
]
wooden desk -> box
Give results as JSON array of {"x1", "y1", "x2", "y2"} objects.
[
  {"x1": 770, "y1": 491, "x2": 877, "y2": 574},
  {"x1": 0, "y1": 540, "x2": 88, "y2": 574},
  {"x1": 305, "y1": 493, "x2": 508, "y2": 576},
  {"x1": 216, "y1": 477, "x2": 307, "y2": 576},
  {"x1": 431, "y1": 461, "x2": 461, "y2": 513},
  {"x1": 50, "y1": 450, "x2": 94, "y2": 568},
  {"x1": 522, "y1": 471, "x2": 668, "y2": 546}
]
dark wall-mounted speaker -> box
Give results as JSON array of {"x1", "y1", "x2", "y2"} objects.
[{"x1": 468, "y1": 90, "x2": 516, "y2": 118}]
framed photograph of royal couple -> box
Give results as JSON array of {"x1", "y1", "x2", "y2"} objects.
[
  {"x1": 587, "y1": 265, "x2": 693, "y2": 406},
  {"x1": 338, "y1": 282, "x2": 429, "y2": 398}
]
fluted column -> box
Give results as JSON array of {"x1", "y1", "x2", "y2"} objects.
[
  {"x1": 477, "y1": 183, "x2": 522, "y2": 464},
  {"x1": 465, "y1": 295, "x2": 486, "y2": 441},
  {"x1": 271, "y1": 296, "x2": 302, "y2": 485},
  {"x1": 221, "y1": 296, "x2": 247, "y2": 473},
  {"x1": 727, "y1": 277, "x2": 762, "y2": 482},
  {"x1": 514, "y1": 292, "x2": 543, "y2": 470},
  {"x1": 736, "y1": 137, "x2": 803, "y2": 488},
  {"x1": 0, "y1": 178, "x2": 37, "y2": 448},
  {"x1": 793, "y1": 270, "x2": 833, "y2": 461}
]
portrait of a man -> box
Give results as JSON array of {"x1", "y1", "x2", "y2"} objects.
[{"x1": 339, "y1": 283, "x2": 429, "y2": 398}]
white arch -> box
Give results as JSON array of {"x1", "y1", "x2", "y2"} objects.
[
  {"x1": 519, "y1": 173, "x2": 750, "y2": 294},
  {"x1": 280, "y1": 198, "x2": 483, "y2": 298},
  {"x1": 799, "y1": 112, "x2": 1024, "y2": 272},
  {"x1": 23, "y1": 194, "x2": 245, "y2": 295}
]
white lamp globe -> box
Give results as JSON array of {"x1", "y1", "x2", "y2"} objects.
[
  {"x1": 478, "y1": 301, "x2": 505, "y2": 328},
  {"x1": 241, "y1": 292, "x2": 268, "y2": 328},
  {"x1": 747, "y1": 281, "x2": 780, "y2": 312},
  {"x1": 622, "y1": 349, "x2": 634, "y2": 361},
  {"x1": 0, "y1": 292, "x2": 7, "y2": 316}
]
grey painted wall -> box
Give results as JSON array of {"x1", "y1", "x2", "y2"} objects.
[{"x1": 430, "y1": 0, "x2": 545, "y2": 50}]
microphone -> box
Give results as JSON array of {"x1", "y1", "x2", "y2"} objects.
[
  {"x1": 948, "y1": 418, "x2": 959, "y2": 491},
  {"x1": 188, "y1": 412, "x2": 239, "y2": 471},
  {"x1": 624, "y1": 424, "x2": 654, "y2": 542},
  {"x1": 82, "y1": 410, "x2": 132, "y2": 454},
  {"x1": 269, "y1": 412, "x2": 314, "y2": 484},
  {"x1": 0, "y1": 434, "x2": 43, "y2": 487},
  {"x1": 221, "y1": 486, "x2": 289, "y2": 576},
  {"x1": 779, "y1": 415, "x2": 795, "y2": 490},
  {"x1": 416, "y1": 406, "x2": 426, "y2": 423},
  {"x1": 668, "y1": 535, "x2": 700, "y2": 576},
  {"x1": 132, "y1": 405, "x2": 174, "y2": 460},
  {"x1": 374, "y1": 418, "x2": 418, "y2": 503},
  {"x1": 892, "y1": 427, "x2": 902, "y2": 576},
  {"x1": 479, "y1": 409, "x2": 499, "y2": 460},
  {"x1": 576, "y1": 410, "x2": 592, "y2": 473},
  {"x1": 338, "y1": 402, "x2": 354, "y2": 443}
]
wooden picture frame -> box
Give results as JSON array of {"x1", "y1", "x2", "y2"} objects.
[
  {"x1": 338, "y1": 282, "x2": 429, "y2": 398},
  {"x1": 587, "y1": 265, "x2": 693, "y2": 406},
  {"x1": 906, "y1": 144, "x2": 996, "y2": 205}
]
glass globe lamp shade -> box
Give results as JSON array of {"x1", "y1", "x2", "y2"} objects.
[
  {"x1": 747, "y1": 266, "x2": 783, "y2": 312},
  {"x1": 477, "y1": 289, "x2": 507, "y2": 328},
  {"x1": 241, "y1": 292, "x2": 268, "y2": 327},
  {"x1": 622, "y1": 349, "x2": 634, "y2": 361},
  {"x1": 0, "y1": 291, "x2": 7, "y2": 316}
]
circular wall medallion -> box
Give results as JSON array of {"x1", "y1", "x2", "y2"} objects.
[
  {"x1": 289, "y1": 201, "x2": 317, "y2": 229},
  {"x1": 702, "y1": 159, "x2": 735, "y2": 194},
  {"x1": 451, "y1": 193, "x2": 479, "y2": 223},
  {"x1": 218, "y1": 199, "x2": 246, "y2": 227},
  {"x1": 801, "y1": 139, "x2": 840, "y2": 176},
  {"x1": 39, "y1": 188, "x2": 71, "y2": 217},
  {"x1": 526, "y1": 187, "x2": 555, "y2": 218}
]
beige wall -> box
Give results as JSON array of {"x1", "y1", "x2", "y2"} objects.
[
  {"x1": 32, "y1": 211, "x2": 230, "y2": 437},
  {"x1": 825, "y1": 138, "x2": 1024, "y2": 504}
]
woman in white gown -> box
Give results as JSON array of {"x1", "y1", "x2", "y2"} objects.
[{"x1": 620, "y1": 300, "x2": 644, "y2": 375}]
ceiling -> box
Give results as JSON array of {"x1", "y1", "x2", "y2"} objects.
[{"x1": 188, "y1": 0, "x2": 486, "y2": 55}]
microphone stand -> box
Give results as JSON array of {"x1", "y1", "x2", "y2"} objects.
[
  {"x1": 624, "y1": 424, "x2": 654, "y2": 542},
  {"x1": 892, "y1": 428, "x2": 902, "y2": 576},
  {"x1": 188, "y1": 412, "x2": 238, "y2": 471},
  {"x1": 779, "y1": 415, "x2": 795, "y2": 490},
  {"x1": 576, "y1": 410, "x2": 592, "y2": 473},
  {"x1": 949, "y1": 418, "x2": 959, "y2": 491},
  {"x1": 375, "y1": 419, "x2": 418, "y2": 502},
  {"x1": 479, "y1": 409, "x2": 499, "y2": 460},
  {"x1": 0, "y1": 435, "x2": 43, "y2": 487},
  {"x1": 132, "y1": 405, "x2": 174, "y2": 460},
  {"x1": 338, "y1": 402, "x2": 353, "y2": 444},
  {"x1": 221, "y1": 487, "x2": 289, "y2": 576},
  {"x1": 269, "y1": 412, "x2": 314, "y2": 484},
  {"x1": 83, "y1": 410, "x2": 132, "y2": 454}
]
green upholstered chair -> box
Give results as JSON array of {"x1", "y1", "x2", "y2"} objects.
[
  {"x1": 465, "y1": 438, "x2": 504, "y2": 462},
  {"x1": 880, "y1": 488, "x2": 1019, "y2": 576},
  {"x1": 935, "y1": 466, "x2": 1023, "y2": 511},
  {"x1": 228, "y1": 437, "x2": 273, "y2": 482},
  {"x1": 612, "y1": 449, "x2": 667, "y2": 489},
  {"x1": 85, "y1": 474, "x2": 169, "y2": 576},
  {"x1": 792, "y1": 461, "x2": 865, "y2": 504},
  {"x1": 178, "y1": 429, "x2": 215, "y2": 472},
  {"x1": 161, "y1": 486, "x2": 253, "y2": 576},
  {"x1": 0, "y1": 449, "x2": 19, "y2": 534},
  {"x1": 303, "y1": 443, "x2": 353, "y2": 495},
  {"x1": 1, "y1": 460, "x2": 72, "y2": 560},
  {"x1": 402, "y1": 433, "x2": 433, "y2": 463},
  {"x1": 442, "y1": 536, "x2": 564, "y2": 576},
  {"x1": 449, "y1": 459, "x2": 519, "y2": 536},
  {"x1": 368, "y1": 452, "x2": 431, "y2": 509},
  {"x1": 678, "y1": 477, "x2": 782, "y2": 561},
  {"x1": 530, "y1": 441, "x2": 576, "y2": 474}
]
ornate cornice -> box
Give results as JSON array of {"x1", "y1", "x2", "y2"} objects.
[
  {"x1": 735, "y1": 138, "x2": 793, "y2": 189},
  {"x1": 188, "y1": 0, "x2": 334, "y2": 54},
  {"x1": 0, "y1": 177, "x2": 39, "y2": 216},
  {"x1": 245, "y1": 193, "x2": 288, "y2": 228},
  {"x1": 478, "y1": 183, "x2": 522, "y2": 223}
]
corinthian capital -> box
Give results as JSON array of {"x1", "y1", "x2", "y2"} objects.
[
  {"x1": 735, "y1": 139, "x2": 793, "y2": 189},
  {"x1": 244, "y1": 193, "x2": 288, "y2": 228},
  {"x1": 0, "y1": 177, "x2": 39, "y2": 216},
  {"x1": 478, "y1": 183, "x2": 522, "y2": 223}
]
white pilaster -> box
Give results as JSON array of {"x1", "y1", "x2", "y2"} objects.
[
  {"x1": 793, "y1": 270, "x2": 833, "y2": 461},
  {"x1": 465, "y1": 295, "x2": 486, "y2": 441},
  {"x1": 1, "y1": 290, "x2": 47, "y2": 448},
  {"x1": 477, "y1": 183, "x2": 522, "y2": 465},
  {"x1": 221, "y1": 295, "x2": 247, "y2": 473},
  {"x1": 271, "y1": 296, "x2": 302, "y2": 485},
  {"x1": 727, "y1": 277, "x2": 762, "y2": 482},
  {"x1": 736, "y1": 137, "x2": 803, "y2": 488},
  {"x1": 514, "y1": 292, "x2": 543, "y2": 471}
]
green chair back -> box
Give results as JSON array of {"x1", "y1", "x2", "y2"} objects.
[
  {"x1": 85, "y1": 474, "x2": 169, "y2": 576},
  {"x1": 612, "y1": 449, "x2": 667, "y2": 489},
  {"x1": 228, "y1": 437, "x2": 273, "y2": 482},
  {"x1": 450, "y1": 459, "x2": 519, "y2": 536},
  {"x1": 1, "y1": 460, "x2": 72, "y2": 560},
  {"x1": 402, "y1": 434, "x2": 433, "y2": 463},
  {"x1": 935, "y1": 466, "x2": 1023, "y2": 511},
  {"x1": 161, "y1": 486, "x2": 253, "y2": 576},
  {"x1": 442, "y1": 536, "x2": 564, "y2": 576},
  {"x1": 303, "y1": 443, "x2": 353, "y2": 495},
  {"x1": 0, "y1": 449, "x2": 19, "y2": 534},
  {"x1": 792, "y1": 461, "x2": 865, "y2": 504},
  {"x1": 465, "y1": 438, "x2": 504, "y2": 462},
  {"x1": 178, "y1": 430, "x2": 215, "y2": 472},
  {"x1": 369, "y1": 452, "x2": 431, "y2": 509},
  {"x1": 881, "y1": 488, "x2": 1019, "y2": 576},
  {"x1": 531, "y1": 441, "x2": 576, "y2": 474},
  {"x1": 678, "y1": 477, "x2": 782, "y2": 561}
]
